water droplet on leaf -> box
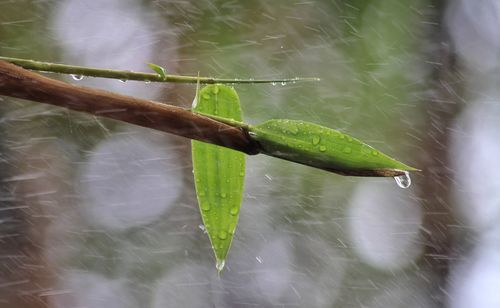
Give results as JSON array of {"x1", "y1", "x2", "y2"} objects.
[
  {"x1": 201, "y1": 202, "x2": 210, "y2": 211},
  {"x1": 218, "y1": 230, "x2": 228, "y2": 240},
  {"x1": 198, "y1": 224, "x2": 207, "y2": 233},
  {"x1": 312, "y1": 136, "x2": 320, "y2": 145},
  {"x1": 230, "y1": 207, "x2": 239, "y2": 215},
  {"x1": 319, "y1": 145, "x2": 327, "y2": 152}
]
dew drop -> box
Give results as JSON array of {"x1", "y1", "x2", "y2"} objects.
[
  {"x1": 71, "y1": 74, "x2": 84, "y2": 81},
  {"x1": 218, "y1": 230, "x2": 228, "y2": 240},
  {"x1": 371, "y1": 150, "x2": 379, "y2": 156},
  {"x1": 198, "y1": 191, "x2": 206, "y2": 197},
  {"x1": 281, "y1": 81, "x2": 287, "y2": 86},
  {"x1": 394, "y1": 171, "x2": 411, "y2": 189},
  {"x1": 343, "y1": 147, "x2": 352, "y2": 154},
  {"x1": 202, "y1": 93, "x2": 210, "y2": 100},
  {"x1": 230, "y1": 207, "x2": 239, "y2": 215},
  {"x1": 271, "y1": 82, "x2": 277, "y2": 86},
  {"x1": 201, "y1": 202, "x2": 210, "y2": 211},
  {"x1": 290, "y1": 126, "x2": 299, "y2": 134},
  {"x1": 212, "y1": 85, "x2": 219, "y2": 94},
  {"x1": 221, "y1": 192, "x2": 227, "y2": 198},
  {"x1": 312, "y1": 136, "x2": 320, "y2": 145},
  {"x1": 319, "y1": 145, "x2": 327, "y2": 152},
  {"x1": 216, "y1": 259, "x2": 225, "y2": 272}
]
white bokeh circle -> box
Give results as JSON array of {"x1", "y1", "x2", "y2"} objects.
[
  {"x1": 51, "y1": 270, "x2": 137, "y2": 308},
  {"x1": 446, "y1": 0, "x2": 500, "y2": 71},
  {"x1": 348, "y1": 180, "x2": 423, "y2": 270},
  {"x1": 448, "y1": 238, "x2": 500, "y2": 308},
  {"x1": 450, "y1": 99, "x2": 500, "y2": 230},
  {"x1": 79, "y1": 132, "x2": 182, "y2": 231},
  {"x1": 51, "y1": 0, "x2": 177, "y2": 99}
]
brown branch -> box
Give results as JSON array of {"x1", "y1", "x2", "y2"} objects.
[{"x1": 0, "y1": 60, "x2": 259, "y2": 155}]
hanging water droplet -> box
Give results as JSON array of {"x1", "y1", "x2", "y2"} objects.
[
  {"x1": 216, "y1": 259, "x2": 225, "y2": 272},
  {"x1": 198, "y1": 224, "x2": 207, "y2": 233},
  {"x1": 281, "y1": 81, "x2": 287, "y2": 86},
  {"x1": 71, "y1": 74, "x2": 84, "y2": 81},
  {"x1": 394, "y1": 171, "x2": 411, "y2": 189},
  {"x1": 271, "y1": 82, "x2": 277, "y2": 86},
  {"x1": 119, "y1": 79, "x2": 127, "y2": 83}
]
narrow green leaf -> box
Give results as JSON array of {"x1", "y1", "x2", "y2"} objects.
[
  {"x1": 192, "y1": 84, "x2": 245, "y2": 272},
  {"x1": 249, "y1": 119, "x2": 417, "y2": 176},
  {"x1": 147, "y1": 63, "x2": 167, "y2": 80}
]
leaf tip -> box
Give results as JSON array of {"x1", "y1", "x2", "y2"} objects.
[
  {"x1": 216, "y1": 258, "x2": 226, "y2": 273},
  {"x1": 147, "y1": 63, "x2": 167, "y2": 80}
]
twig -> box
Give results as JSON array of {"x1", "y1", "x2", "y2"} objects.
[
  {"x1": 0, "y1": 60, "x2": 408, "y2": 178},
  {"x1": 0, "y1": 60, "x2": 259, "y2": 155},
  {"x1": 0, "y1": 56, "x2": 320, "y2": 84}
]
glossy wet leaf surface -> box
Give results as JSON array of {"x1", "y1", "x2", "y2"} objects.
[
  {"x1": 192, "y1": 84, "x2": 245, "y2": 272},
  {"x1": 249, "y1": 119, "x2": 417, "y2": 176}
]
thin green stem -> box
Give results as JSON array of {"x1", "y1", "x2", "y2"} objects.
[
  {"x1": 195, "y1": 112, "x2": 251, "y2": 130},
  {"x1": 0, "y1": 56, "x2": 320, "y2": 84}
]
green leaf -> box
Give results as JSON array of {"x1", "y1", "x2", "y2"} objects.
[
  {"x1": 249, "y1": 119, "x2": 417, "y2": 176},
  {"x1": 147, "y1": 63, "x2": 167, "y2": 80},
  {"x1": 191, "y1": 84, "x2": 245, "y2": 272}
]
